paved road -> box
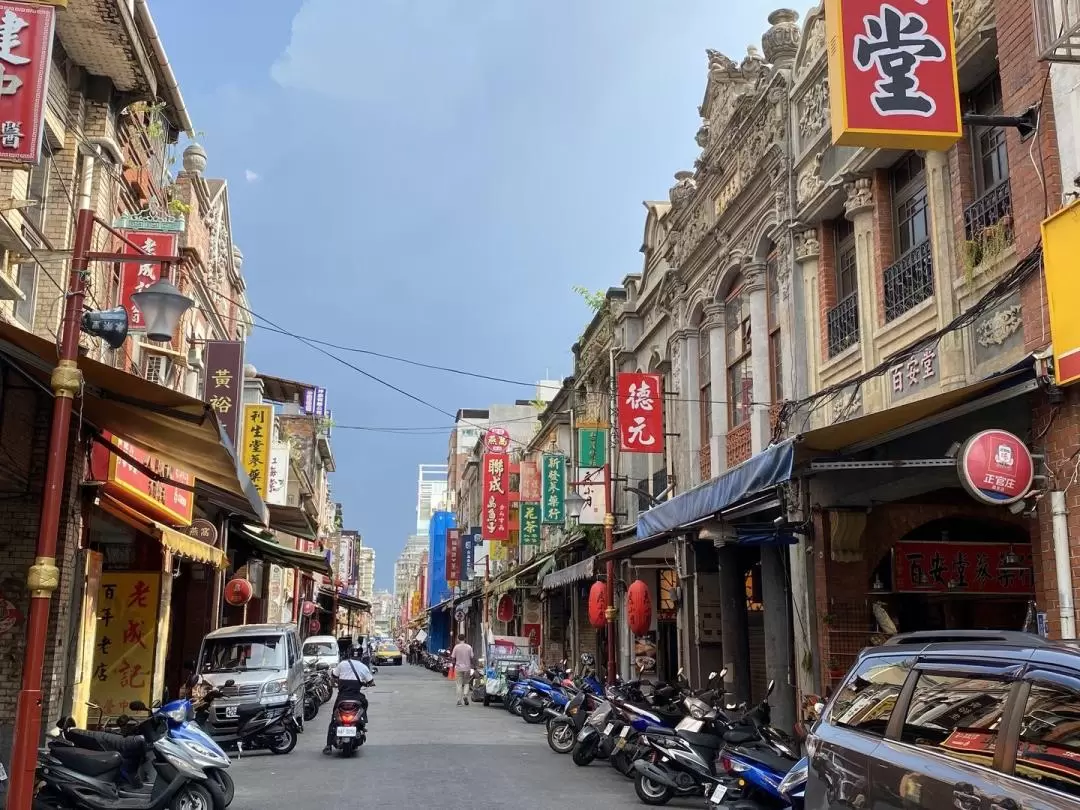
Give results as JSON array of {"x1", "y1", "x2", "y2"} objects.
[{"x1": 225, "y1": 663, "x2": 702, "y2": 809}]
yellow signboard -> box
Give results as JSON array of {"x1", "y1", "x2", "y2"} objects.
[
  {"x1": 1042, "y1": 200, "x2": 1080, "y2": 387},
  {"x1": 242, "y1": 404, "x2": 273, "y2": 499},
  {"x1": 489, "y1": 540, "x2": 507, "y2": 562},
  {"x1": 89, "y1": 572, "x2": 160, "y2": 719}
]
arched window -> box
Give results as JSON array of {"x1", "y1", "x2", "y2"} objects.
[
  {"x1": 767, "y1": 248, "x2": 783, "y2": 402},
  {"x1": 726, "y1": 276, "x2": 752, "y2": 427}
]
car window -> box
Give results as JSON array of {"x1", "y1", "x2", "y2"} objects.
[
  {"x1": 1014, "y1": 681, "x2": 1080, "y2": 797},
  {"x1": 897, "y1": 672, "x2": 1011, "y2": 766},
  {"x1": 304, "y1": 642, "x2": 337, "y2": 656},
  {"x1": 825, "y1": 654, "x2": 915, "y2": 738}
]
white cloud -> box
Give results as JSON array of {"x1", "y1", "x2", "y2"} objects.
[{"x1": 244, "y1": 169, "x2": 259, "y2": 183}]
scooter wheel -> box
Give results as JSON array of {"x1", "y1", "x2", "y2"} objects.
[
  {"x1": 170, "y1": 782, "x2": 215, "y2": 810},
  {"x1": 522, "y1": 704, "x2": 545, "y2": 724},
  {"x1": 571, "y1": 739, "x2": 596, "y2": 766},
  {"x1": 210, "y1": 769, "x2": 235, "y2": 807},
  {"x1": 266, "y1": 727, "x2": 298, "y2": 755},
  {"x1": 304, "y1": 702, "x2": 318, "y2": 722},
  {"x1": 482, "y1": 695, "x2": 490, "y2": 707},
  {"x1": 547, "y1": 721, "x2": 575, "y2": 754},
  {"x1": 634, "y1": 771, "x2": 675, "y2": 806}
]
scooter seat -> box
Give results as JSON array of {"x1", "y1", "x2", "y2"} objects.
[
  {"x1": 643, "y1": 723, "x2": 677, "y2": 736},
  {"x1": 679, "y1": 730, "x2": 725, "y2": 749},
  {"x1": 51, "y1": 746, "x2": 123, "y2": 777},
  {"x1": 66, "y1": 729, "x2": 147, "y2": 758},
  {"x1": 738, "y1": 743, "x2": 797, "y2": 774}
]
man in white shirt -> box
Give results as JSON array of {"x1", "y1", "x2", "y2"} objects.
[
  {"x1": 324, "y1": 649, "x2": 374, "y2": 754},
  {"x1": 449, "y1": 635, "x2": 474, "y2": 706}
]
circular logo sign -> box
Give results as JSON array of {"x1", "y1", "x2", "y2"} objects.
[
  {"x1": 484, "y1": 427, "x2": 511, "y2": 454},
  {"x1": 454, "y1": 606, "x2": 467, "y2": 622},
  {"x1": 223, "y1": 577, "x2": 253, "y2": 606},
  {"x1": 958, "y1": 429, "x2": 1034, "y2": 506},
  {"x1": 309, "y1": 619, "x2": 321, "y2": 634}
]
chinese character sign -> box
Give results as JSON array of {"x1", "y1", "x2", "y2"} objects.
[
  {"x1": 303, "y1": 386, "x2": 327, "y2": 417},
  {"x1": 89, "y1": 573, "x2": 160, "y2": 718},
  {"x1": 481, "y1": 453, "x2": 509, "y2": 540},
  {"x1": 893, "y1": 542, "x2": 1033, "y2": 594},
  {"x1": 519, "y1": 460, "x2": 541, "y2": 502},
  {"x1": 578, "y1": 428, "x2": 608, "y2": 467},
  {"x1": 0, "y1": 3, "x2": 54, "y2": 164},
  {"x1": 445, "y1": 528, "x2": 462, "y2": 583},
  {"x1": 540, "y1": 453, "x2": 565, "y2": 525},
  {"x1": 484, "y1": 427, "x2": 511, "y2": 454},
  {"x1": 119, "y1": 231, "x2": 178, "y2": 331},
  {"x1": 267, "y1": 441, "x2": 290, "y2": 506},
  {"x1": 91, "y1": 432, "x2": 194, "y2": 526},
  {"x1": 825, "y1": 0, "x2": 961, "y2": 151},
  {"x1": 520, "y1": 502, "x2": 541, "y2": 545},
  {"x1": 577, "y1": 467, "x2": 607, "y2": 526},
  {"x1": 242, "y1": 404, "x2": 273, "y2": 500},
  {"x1": 202, "y1": 341, "x2": 244, "y2": 447},
  {"x1": 461, "y1": 533, "x2": 475, "y2": 581},
  {"x1": 957, "y1": 429, "x2": 1034, "y2": 506},
  {"x1": 618, "y1": 373, "x2": 664, "y2": 454}
]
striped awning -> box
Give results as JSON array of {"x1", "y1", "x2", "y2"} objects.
[{"x1": 542, "y1": 556, "x2": 596, "y2": 590}]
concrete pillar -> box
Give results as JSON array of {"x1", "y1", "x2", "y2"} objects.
[
  {"x1": 745, "y1": 262, "x2": 772, "y2": 454},
  {"x1": 704, "y1": 302, "x2": 728, "y2": 475},
  {"x1": 761, "y1": 544, "x2": 795, "y2": 734},
  {"x1": 794, "y1": 230, "x2": 822, "y2": 390},
  {"x1": 673, "y1": 329, "x2": 702, "y2": 486},
  {"x1": 717, "y1": 544, "x2": 751, "y2": 704},
  {"x1": 924, "y1": 149, "x2": 966, "y2": 388},
  {"x1": 678, "y1": 540, "x2": 699, "y2": 683},
  {"x1": 844, "y1": 176, "x2": 884, "y2": 411}
]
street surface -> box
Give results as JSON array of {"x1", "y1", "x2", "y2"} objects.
[{"x1": 225, "y1": 664, "x2": 700, "y2": 808}]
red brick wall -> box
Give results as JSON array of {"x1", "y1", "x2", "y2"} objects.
[
  {"x1": 818, "y1": 221, "x2": 837, "y2": 364},
  {"x1": 949, "y1": 126, "x2": 977, "y2": 277},
  {"x1": 871, "y1": 169, "x2": 895, "y2": 326}
]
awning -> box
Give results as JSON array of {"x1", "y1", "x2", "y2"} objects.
[
  {"x1": 542, "y1": 556, "x2": 596, "y2": 590},
  {"x1": 636, "y1": 439, "x2": 795, "y2": 542},
  {"x1": 0, "y1": 320, "x2": 267, "y2": 523},
  {"x1": 725, "y1": 526, "x2": 799, "y2": 546},
  {"x1": 267, "y1": 503, "x2": 318, "y2": 540},
  {"x1": 232, "y1": 526, "x2": 332, "y2": 577},
  {"x1": 320, "y1": 588, "x2": 370, "y2": 612},
  {"x1": 98, "y1": 494, "x2": 227, "y2": 569},
  {"x1": 427, "y1": 597, "x2": 453, "y2": 614},
  {"x1": 596, "y1": 533, "x2": 675, "y2": 564}
]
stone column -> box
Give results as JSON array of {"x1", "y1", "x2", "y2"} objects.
[
  {"x1": 761, "y1": 544, "x2": 796, "y2": 734},
  {"x1": 745, "y1": 262, "x2": 772, "y2": 453},
  {"x1": 671, "y1": 329, "x2": 702, "y2": 487},
  {"x1": 794, "y1": 230, "x2": 822, "y2": 389},
  {"x1": 704, "y1": 302, "x2": 728, "y2": 475},
  {"x1": 718, "y1": 544, "x2": 751, "y2": 704},
  {"x1": 924, "y1": 149, "x2": 966, "y2": 388},
  {"x1": 844, "y1": 175, "x2": 884, "y2": 412}
]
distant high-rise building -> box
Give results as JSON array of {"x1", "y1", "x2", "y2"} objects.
[
  {"x1": 416, "y1": 464, "x2": 448, "y2": 535},
  {"x1": 355, "y1": 546, "x2": 375, "y2": 598}
]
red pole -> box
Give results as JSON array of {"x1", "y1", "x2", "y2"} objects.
[
  {"x1": 604, "y1": 461, "x2": 616, "y2": 686},
  {"x1": 7, "y1": 207, "x2": 95, "y2": 810}
]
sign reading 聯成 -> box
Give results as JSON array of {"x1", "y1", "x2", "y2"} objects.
[
  {"x1": 0, "y1": 2, "x2": 56, "y2": 165},
  {"x1": 202, "y1": 341, "x2": 244, "y2": 447},
  {"x1": 481, "y1": 454, "x2": 509, "y2": 540},
  {"x1": 957, "y1": 429, "x2": 1034, "y2": 506},
  {"x1": 242, "y1": 404, "x2": 273, "y2": 500},
  {"x1": 825, "y1": 0, "x2": 962, "y2": 151},
  {"x1": 618, "y1": 373, "x2": 665, "y2": 454},
  {"x1": 540, "y1": 453, "x2": 565, "y2": 524},
  {"x1": 89, "y1": 572, "x2": 161, "y2": 719}
]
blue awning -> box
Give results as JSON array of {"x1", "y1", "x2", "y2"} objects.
[
  {"x1": 636, "y1": 439, "x2": 795, "y2": 541},
  {"x1": 733, "y1": 527, "x2": 798, "y2": 546}
]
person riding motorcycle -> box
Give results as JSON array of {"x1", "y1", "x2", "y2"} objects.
[{"x1": 323, "y1": 646, "x2": 374, "y2": 754}]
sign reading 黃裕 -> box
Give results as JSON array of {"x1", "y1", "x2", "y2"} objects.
[
  {"x1": 242, "y1": 404, "x2": 273, "y2": 500},
  {"x1": 0, "y1": 2, "x2": 55, "y2": 165},
  {"x1": 482, "y1": 453, "x2": 509, "y2": 540},
  {"x1": 825, "y1": 0, "x2": 962, "y2": 151},
  {"x1": 957, "y1": 429, "x2": 1034, "y2": 506},
  {"x1": 617, "y1": 373, "x2": 664, "y2": 454},
  {"x1": 202, "y1": 341, "x2": 244, "y2": 447},
  {"x1": 119, "y1": 231, "x2": 178, "y2": 331}
]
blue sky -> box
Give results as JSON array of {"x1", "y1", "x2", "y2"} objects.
[{"x1": 152, "y1": 0, "x2": 789, "y2": 590}]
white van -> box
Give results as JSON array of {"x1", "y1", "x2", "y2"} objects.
[{"x1": 301, "y1": 635, "x2": 340, "y2": 668}]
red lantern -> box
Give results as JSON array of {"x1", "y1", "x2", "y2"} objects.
[
  {"x1": 496, "y1": 594, "x2": 515, "y2": 623},
  {"x1": 588, "y1": 581, "x2": 608, "y2": 628},
  {"x1": 223, "y1": 577, "x2": 253, "y2": 606},
  {"x1": 309, "y1": 619, "x2": 321, "y2": 634},
  {"x1": 302, "y1": 600, "x2": 317, "y2": 616},
  {"x1": 626, "y1": 579, "x2": 653, "y2": 637}
]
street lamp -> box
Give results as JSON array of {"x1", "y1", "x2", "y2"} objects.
[
  {"x1": 565, "y1": 489, "x2": 586, "y2": 523},
  {"x1": 130, "y1": 278, "x2": 194, "y2": 342}
]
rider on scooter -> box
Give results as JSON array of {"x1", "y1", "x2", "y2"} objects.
[{"x1": 323, "y1": 646, "x2": 374, "y2": 754}]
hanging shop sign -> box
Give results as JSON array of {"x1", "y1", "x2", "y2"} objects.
[
  {"x1": 578, "y1": 427, "x2": 608, "y2": 468},
  {"x1": 484, "y1": 426, "x2": 511, "y2": 454},
  {"x1": 519, "y1": 502, "x2": 541, "y2": 546},
  {"x1": 454, "y1": 605, "x2": 468, "y2": 623},
  {"x1": 223, "y1": 577, "x2": 253, "y2": 606},
  {"x1": 89, "y1": 572, "x2": 160, "y2": 718},
  {"x1": 482, "y1": 453, "x2": 509, "y2": 540},
  {"x1": 824, "y1": 0, "x2": 962, "y2": 151},
  {"x1": 893, "y1": 541, "x2": 1034, "y2": 594},
  {"x1": 1041, "y1": 200, "x2": 1080, "y2": 387},
  {"x1": 0, "y1": 2, "x2": 55, "y2": 165},
  {"x1": 617, "y1": 372, "x2": 664, "y2": 454},
  {"x1": 577, "y1": 467, "x2": 606, "y2": 526},
  {"x1": 588, "y1": 581, "x2": 608, "y2": 628},
  {"x1": 489, "y1": 539, "x2": 507, "y2": 562},
  {"x1": 303, "y1": 386, "x2": 327, "y2": 417},
  {"x1": 119, "y1": 231, "x2": 179, "y2": 332},
  {"x1": 202, "y1": 341, "x2": 244, "y2": 447},
  {"x1": 241, "y1": 404, "x2": 273, "y2": 500},
  {"x1": 185, "y1": 518, "x2": 218, "y2": 548},
  {"x1": 302, "y1": 600, "x2": 317, "y2": 616},
  {"x1": 496, "y1": 593, "x2": 515, "y2": 623},
  {"x1": 445, "y1": 528, "x2": 462, "y2": 584},
  {"x1": 461, "y1": 532, "x2": 475, "y2": 581},
  {"x1": 92, "y1": 432, "x2": 194, "y2": 526},
  {"x1": 626, "y1": 580, "x2": 653, "y2": 637},
  {"x1": 957, "y1": 429, "x2": 1034, "y2": 506},
  {"x1": 519, "y1": 459, "x2": 541, "y2": 502},
  {"x1": 309, "y1": 619, "x2": 321, "y2": 634},
  {"x1": 522, "y1": 623, "x2": 541, "y2": 649},
  {"x1": 267, "y1": 441, "x2": 290, "y2": 506},
  {"x1": 540, "y1": 453, "x2": 565, "y2": 524}
]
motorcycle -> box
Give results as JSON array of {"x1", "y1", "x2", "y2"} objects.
[
  {"x1": 546, "y1": 688, "x2": 602, "y2": 754},
  {"x1": 192, "y1": 680, "x2": 300, "y2": 756},
  {"x1": 328, "y1": 693, "x2": 369, "y2": 757},
  {"x1": 468, "y1": 666, "x2": 487, "y2": 704}
]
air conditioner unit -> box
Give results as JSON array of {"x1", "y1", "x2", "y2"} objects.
[{"x1": 143, "y1": 353, "x2": 172, "y2": 386}]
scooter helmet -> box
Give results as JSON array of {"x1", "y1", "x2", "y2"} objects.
[{"x1": 580, "y1": 653, "x2": 595, "y2": 668}]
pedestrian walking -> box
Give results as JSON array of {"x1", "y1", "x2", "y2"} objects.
[{"x1": 449, "y1": 635, "x2": 474, "y2": 706}]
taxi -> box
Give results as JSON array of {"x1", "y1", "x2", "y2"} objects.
[{"x1": 373, "y1": 640, "x2": 403, "y2": 666}]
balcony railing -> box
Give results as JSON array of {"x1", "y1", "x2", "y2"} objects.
[
  {"x1": 826, "y1": 292, "x2": 860, "y2": 357},
  {"x1": 963, "y1": 181, "x2": 1013, "y2": 247},
  {"x1": 699, "y1": 444, "x2": 712, "y2": 481},
  {"x1": 883, "y1": 239, "x2": 934, "y2": 323},
  {"x1": 727, "y1": 422, "x2": 751, "y2": 468}
]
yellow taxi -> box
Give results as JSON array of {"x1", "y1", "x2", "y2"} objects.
[{"x1": 374, "y1": 640, "x2": 403, "y2": 666}]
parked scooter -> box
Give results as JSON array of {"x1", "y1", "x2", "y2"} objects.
[{"x1": 192, "y1": 679, "x2": 300, "y2": 755}]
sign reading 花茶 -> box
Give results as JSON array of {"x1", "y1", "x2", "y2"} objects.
[{"x1": 520, "y1": 503, "x2": 541, "y2": 545}]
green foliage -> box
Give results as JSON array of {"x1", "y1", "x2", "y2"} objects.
[
  {"x1": 572, "y1": 285, "x2": 605, "y2": 312},
  {"x1": 167, "y1": 198, "x2": 191, "y2": 216},
  {"x1": 582, "y1": 525, "x2": 605, "y2": 554}
]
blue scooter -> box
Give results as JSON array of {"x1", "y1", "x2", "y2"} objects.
[
  {"x1": 520, "y1": 669, "x2": 604, "y2": 724},
  {"x1": 155, "y1": 697, "x2": 234, "y2": 807}
]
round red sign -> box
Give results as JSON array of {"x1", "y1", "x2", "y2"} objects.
[
  {"x1": 484, "y1": 427, "x2": 511, "y2": 454},
  {"x1": 309, "y1": 619, "x2": 321, "y2": 634},
  {"x1": 223, "y1": 577, "x2": 253, "y2": 606},
  {"x1": 958, "y1": 429, "x2": 1034, "y2": 506}
]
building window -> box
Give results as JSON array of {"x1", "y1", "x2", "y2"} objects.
[
  {"x1": 884, "y1": 153, "x2": 934, "y2": 321},
  {"x1": 698, "y1": 325, "x2": 711, "y2": 478},
  {"x1": 970, "y1": 74, "x2": 1009, "y2": 195},
  {"x1": 13, "y1": 264, "x2": 36, "y2": 327},
  {"x1": 24, "y1": 154, "x2": 50, "y2": 233},
  {"x1": 827, "y1": 219, "x2": 860, "y2": 357},
  {"x1": 725, "y1": 277, "x2": 752, "y2": 427},
  {"x1": 963, "y1": 74, "x2": 1013, "y2": 245},
  {"x1": 767, "y1": 251, "x2": 782, "y2": 402},
  {"x1": 835, "y1": 218, "x2": 857, "y2": 300}
]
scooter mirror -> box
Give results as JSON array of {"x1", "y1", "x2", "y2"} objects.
[
  {"x1": 718, "y1": 667, "x2": 729, "y2": 679},
  {"x1": 708, "y1": 671, "x2": 717, "y2": 682},
  {"x1": 766, "y1": 679, "x2": 775, "y2": 697},
  {"x1": 814, "y1": 702, "x2": 825, "y2": 715},
  {"x1": 129, "y1": 701, "x2": 148, "y2": 712},
  {"x1": 678, "y1": 667, "x2": 685, "y2": 678}
]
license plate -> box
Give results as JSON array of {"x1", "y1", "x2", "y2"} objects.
[
  {"x1": 709, "y1": 784, "x2": 728, "y2": 804},
  {"x1": 577, "y1": 729, "x2": 590, "y2": 742},
  {"x1": 620, "y1": 726, "x2": 631, "y2": 738},
  {"x1": 224, "y1": 706, "x2": 238, "y2": 719},
  {"x1": 603, "y1": 723, "x2": 614, "y2": 735},
  {"x1": 336, "y1": 726, "x2": 358, "y2": 738},
  {"x1": 676, "y1": 717, "x2": 703, "y2": 732},
  {"x1": 615, "y1": 737, "x2": 627, "y2": 750}
]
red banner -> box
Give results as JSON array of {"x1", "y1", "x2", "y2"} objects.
[
  {"x1": 445, "y1": 528, "x2": 461, "y2": 583},
  {"x1": 618, "y1": 372, "x2": 664, "y2": 454},
  {"x1": 119, "y1": 231, "x2": 178, "y2": 332},
  {"x1": 519, "y1": 460, "x2": 541, "y2": 502},
  {"x1": 893, "y1": 541, "x2": 1034, "y2": 594},
  {"x1": 0, "y1": 2, "x2": 55, "y2": 164},
  {"x1": 91, "y1": 432, "x2": 194, "y2": 527},
  {"x1": 482, "y1": 453, "x2": 509, "y2": 540}
]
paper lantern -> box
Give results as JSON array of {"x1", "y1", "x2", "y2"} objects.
[
  {"x1": 626, "y1": 579, "x2": 653, "y2": 636},
  {"x1": 588, "y1": 581, "x2": 608, "y2": 628},
  {"x1": 309, "y1": 619, "x2": 321, "y2": 634},
  {"x1": 223, "y1": 577, "x2": 253, "y2": 606},
  {"x1": 496, "y1": 594, "x2": 515, "y2": 623},
  {"x1": 302, "y1": 600, "x2": 317, "y2": 616}
]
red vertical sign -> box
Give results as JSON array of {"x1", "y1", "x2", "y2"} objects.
[
  {"x1": 119, "y1": 231, "x2": 178, "y2": 331},
  {"x1": 482, "y1": 453, "x2": 509, "y2": 540},
  {"x1": 445, "y1": 528, "x2": 461, "y2": 583},
  {"x1": 618, "y1": 372, "x2": 664, "y2": 454},
  {"x1": 519, "y1": 459, "x2": 541, "y2": 502},
  {"x1": 0, "y1": 2, "x2": 55, "y2": 164}
]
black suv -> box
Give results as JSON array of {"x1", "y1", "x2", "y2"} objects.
[{"x1": 806, "y1": 630, "x2": 1080, "y2": 809}]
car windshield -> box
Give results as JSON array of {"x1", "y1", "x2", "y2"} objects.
[
  {"x1": 201, "y1": 636, "x2": 286, "y2": 673},
  {"x1": 379, "y1": 643, "x2": 399, "y2": 653},
  {"x1": 303, "y1": 642, "x2": 336, "y2": 657}
]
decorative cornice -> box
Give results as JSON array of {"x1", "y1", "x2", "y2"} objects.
[{"x1": 844, "y1": 175, "x2": 874, "y2": 219}]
